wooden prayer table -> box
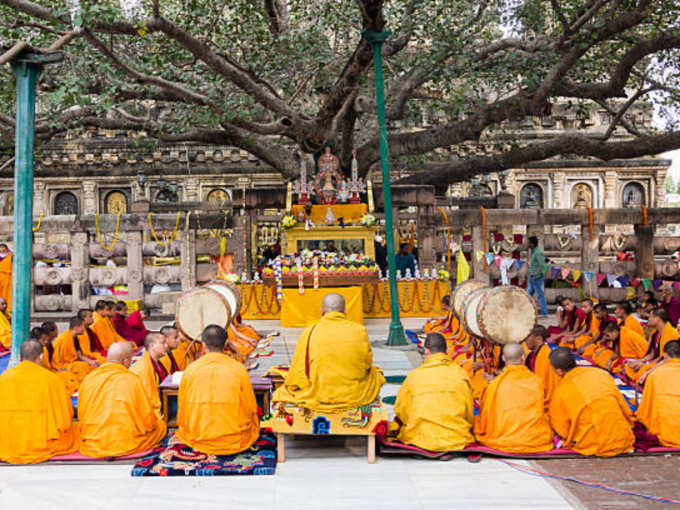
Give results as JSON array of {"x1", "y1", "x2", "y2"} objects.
[{"x1": 160, "y1": 374, "x2": 273, "y2": 428}]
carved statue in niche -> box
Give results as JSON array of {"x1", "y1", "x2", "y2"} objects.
[
  {"x1": 571, "y1": 184, "x2": 592, "y2": 209},
  {"x1": 54, "y1": 191, "x2": 79, "y2": 215},
  {"x1": 520, "y1": 183, "x2": 543, "y2": 209},
  {"x1": 105, "y1": 191, "x2": 128, "y2": 214},
  {"x1": 622, "y1": 183, "x2": 645, "y2": 208}
]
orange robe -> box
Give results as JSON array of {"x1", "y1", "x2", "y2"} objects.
[
  {"x1": 526, "y1": 343, "x2": 561, "y2": 411},
  {"x1": 160, "y1": 345, "x2": 191, "y2": 374},
  {"x1": 91, "y1": 312, "x2": 125, "y2": 350},
  {"x1": 617, "y1": 326, "x2": 649, "y2": 359},
  {"x1": 225, "y1": 324, "x2": 258, "y2": 361},
  {"x1": 636, "y1": 359, "x2": 680, "y2": 447},
  {"x1": 625, "y1": 323, "x2": 680, "y2": 384},
  {"x1": 78, "y1": 363, "x2": 167, "y2": 457},
  {"x1": 575, "y1": 313, "x2": 600, "y2": 354},
  {"x1": 52, "y1": 329, "x2": 95, "y2": 392},
  {"x1": 549, "y1": 367, "x2": 634, "y2": 457},
  {"x1": 0, "y1": 310, "x2": 10, "y2": 349},
  {"x1": 78, "y1": 328, "x2": 107, "y2": 364},
  {"x1": 474, "y1": 365, "x2": 554, "y2": 453},
  {"x1": 0, "y1": 253, "x2": 12, "y2": 311},
  {"x1": 0, "y1": 361, "x2": 79, "y2": 463},
  {"x1": 558, "y1": 309, "x2": 589, "y2": 348},
  {"x1": 176, "y1": 352, "x2": 259, "y2": 455},
  {"x1": 130, "y1": 350, "x2": 164, "y2": 416},
  {"x1": 622, "y1": 315, "x2": 645, "y2": 337}
]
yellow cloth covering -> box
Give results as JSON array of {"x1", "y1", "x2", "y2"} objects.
[
  {"x1": 281, "y1": 286, "x2": 363, "y2": 327},
  {"x1": 268, "y1": 401, "x2": 387, "y2": 435},
  {"x1": 78, "y1": 363, "x2": 167, "y2": 457},
  {"x1": 91, "y1": 312, "x2": 125, "y2": 350},
  {"x1": 636, "y1": 359, "x2": 680, "y2": 447},
  {"x1": 130, "y1": 350, "x2": 162, "y2": 416},
  {"x1": 549, "y1": 367, "x2": 634, "y2": 457},
  {"x1": 528, "y1": 344, "x2": 561, "y2": 412},
  {"x1": 176, "y1": 352, "x2": 259, "y2": 455},
  {"x1": 0, "y1": 310, "x2": 10, "y2": 349},
  {"x1": 0, "y1": 253, "x2": 11, "y2": 311},
  {"x1": 474, "y1": 365, "x2": 553, "y2": 453},
  {"x1": 291, "y1": 204, "x2": 367, "y2": 224},
  {"x1": 273, "y1": 311, "x2": 385, "y2": 412},
  {"x1": 0, "y1": 361, "x2": 79, "y2": 464},
  {"x1": 623, "y1": 315, "x2": 645, "y2": 337},
  {"x1": 625, "y1": 323, "x2": 680, "y2": 383},
  {"x1": 392, "y1": 353, "x2": 474, "y2": 452},
  {"x1": 52, "y1": 329, "x2": 95, "y2": 391}
]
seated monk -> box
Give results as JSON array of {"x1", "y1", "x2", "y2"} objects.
[
  {"x1": 577, "y1": 304, "x2": 618, "y2": 357},
  {"x1": 560, "y1": 298, "x2": 596, "y2": 350},
  {"x1": 112, "y1": 301, "x2": 146, "y2": 347},
  {"x1": 78, "y1": 342, "x2": 167, "y2": 457},
  {"x1": 225, "y1": 314, "x2": 260, "y2": 362},
  {"x1": 635, "y1": 340, "x2": 680, "y2": 448},
  {"x1": 92, "y1": 300, "x2": 125, "y2": 350},
  {"x1": 524, "y1": 325, "x2": 561, "y2": 411},
  {"x1": 0, "y1": 339, "x2": 80, "y2": 464},
  {"x1": 130, "y1": 333, "x2": 168, "y2": 417},
  {"x1": 77, "y1": 308, "x2": 106, "y2": 364},
  {"x1": 548, "y1": 347, "x2": 634, "y2": 457},
  {"x1": 546, "y1": 295, "x2": 568, "y2": 336},
  {"x1": 474, "y1": 343, "x2": 554, "y2": 453},
  {"x1": 176, "y1": 325, "x2": 259, "y2": 455},
  {"x1": 127, "y1": 306, "x2": 150, "y2": 338},
  {"x1": 615, "y1": 301, "x2": 644, "y2": 337},
  {"x1": 0, "y1": 298, "x2": 10, "y2": 352},
  {"x1": 423, "y1": 295, "x2": 451, "y2": 334},
  {"x1": 625, "y1": 308, "x2": 680, "y2": 384},
  {"x1": 594, "y1": 322, "x2": 649, "y2": 374},
  {"x1": 178, "y1": 329, "x2": 200, "y2": 363},
  {"x1": 52, "y1": 317, "x2": 99, "y2": 392},
  {"x1": 273, "y1": 293, "x2": 385, "y2": 412},
  {"x1": 390, "y1": 333, "x2": 473, "y2": 451},
  {"x1": 547, "y1": 298, "x2": 587, "y2": 346},
  {"x1": 160, "y1": 325, "x2": 190, "y2": 374}
]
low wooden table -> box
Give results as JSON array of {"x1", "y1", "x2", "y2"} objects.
[{"x1": 160, "y1": 374, "x2": 274, "y2": 428}]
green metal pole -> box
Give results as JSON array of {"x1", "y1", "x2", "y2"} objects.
[
  {"x1": 362, "y1": 30, "x2": 407, "y2": 347},
  {"x1": 8, "y1": 59, "x2": 40, "y2": 366}
]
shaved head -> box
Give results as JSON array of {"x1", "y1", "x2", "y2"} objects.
[
  {"x1": 549, "y1": 347, "x2": 577, "y2": 373},
  {"x1": 321, "y1": 293, "x2": 346, "y2": 314},
  {"x1": 107, "y1": 341, "x2": 134, "y2": 366},
  {"x1": 503, "y1": 342, "x2": 525, "y2": 365},
  {"x1": 20, "y1": 339, "x2": 43, "y2": 363},
  {"x1": 424, "y1": 333, "x2": 447, "y2": 354}
]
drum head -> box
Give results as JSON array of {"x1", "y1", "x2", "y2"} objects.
[
  {"x1": 462, "y1": 288, "x2": 486, "y2": 338},
  {"x1": 478, "y1": 286, "x2": 537, "y2": 345},
  {"x1": 176, "y1": 287, "x2": 232, "y2": 340},
  {"x1": 452, "y1": 280, "x2": 486, "y2": 319},
  {"x1": 205, "y1": 280, "x2": 242, "y2": 318}
]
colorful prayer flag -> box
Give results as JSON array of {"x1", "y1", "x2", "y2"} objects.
[
  {"x1": 475, "y1": 250, "x2": 485, "y2": 262},
  {"x1": 674, "y1": 282, "x2": 680, "y2": 293},
  {"x1": 571, "y1": 269, "x2": 582, "y2": 282},
  {"x1": 606, "y1": 274, "x2": 619, "y2": 287},
  {"x1": 642, "y1": 279, "x2": 652, "y2": 291},
  {"x1": 595, "y1": 274, "x2": 607, "y2": 286},
  {"x1": 457, "y1": 250, "x2": 471, "y2": 284},
  {"x1": 550, "y1": 266, "x2": 560, "y2": 278},
  {"x1": 543, "y1": 265, "x2": 551, "y2": 276},
  {"x1": 652, "y1": 280, "x2": 662, "y2": 291},
  {"x1": 515, "y1": 260, "x2": 525, "y2": 271},
  {"x1": 494, "y1": 255, "x2": 502, "y2": 268},
  {"x1": 486, "y1": 253, "x2": 495, "y2": 266},
  {"x1": 560, "y1": 267, "x2": 571, "y2": 280},
  {"x1": 630, "y1": 278, "x2": 641, "y2": 289},
  {"x1": 618, "y1": 275, "x2": 630, "y2": 287}
]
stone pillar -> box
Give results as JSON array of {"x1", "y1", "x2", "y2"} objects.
[
  {"x1": 654, "y1": 168, "x2": 668, "y2": 208},
  {"x1": 180, "y1": 229, "x2": 197, "y2": 290},
  {"x1": 471, "y1": 225, "x2": 490, "y2": 284},
  {"x1": 33, "y1": 181, "x2": 47, "y2": 216},
  {"x1": 634, "y1": 225, "x2": 655, "y2": 279},
  {"x1": 184, "y1": 178, "x2": 198, "y2": 202},
  {"x1": 125, "y1": 230, "x2": 144, "y2": 301},
  {"x1": 552, "y1": 171, "x2": 566, "y2": 208},
  {"x1": 70, "y1": 230, "x2": 91, "y2": 312},
  {"x1": 232, "y1": 215, "x2": 247, "y2": 277},
  {"x1": 418, "y1": 206, "x2": 436, "y2": 274},
  {"x1": 82, "y1": 181, "x2": 97, "y2": 214},
  {"x1": 581, "y1": 224, "x2": 600, "y2": 299},
  {"x1": 604, "y1": 170, "x2": 617, "y2": 208}
]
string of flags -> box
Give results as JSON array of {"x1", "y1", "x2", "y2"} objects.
[{"x1": 472, "y1": 250, "x2": 680, "y2": 292}]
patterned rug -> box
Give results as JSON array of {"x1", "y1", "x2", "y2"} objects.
[{"x1": 131, "y1": 433, "x2": 277, "y2": 477}]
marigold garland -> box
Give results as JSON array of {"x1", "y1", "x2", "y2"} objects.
[
  {"x1": 149, "y1": 212, "x2": 181, "y2": 246},
  {"x1": 95, "y1": 212, "x2": 121, "y2": 251}
]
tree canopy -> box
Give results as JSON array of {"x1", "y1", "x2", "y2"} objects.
[{"x1": 1, "y1": 0, "x2": 680, "y2": 185}]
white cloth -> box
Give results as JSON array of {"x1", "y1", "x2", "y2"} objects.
[{"x1": 500, "y1": 258, "x2": 515, "y2": 285}]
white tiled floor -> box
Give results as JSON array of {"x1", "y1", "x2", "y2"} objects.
[{"x1": 0, "y1": 318, "x2": 575, "y2": 509}]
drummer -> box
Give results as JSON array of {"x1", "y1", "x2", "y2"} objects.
[
  {"x1": 224, "y1": 314, "x2": 263, "y2": 363},
  {"x1": 423, "y1": 295, "x2": 452, "y2": 334}
]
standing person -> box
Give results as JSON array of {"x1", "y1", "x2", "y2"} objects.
[
  {"x1": 395, "y1": 243, "x2": 416, "y2": 278},
  {"x1": 374, "y1": 235, "x2": 388, "y2": 277},
  {"x1": 527, "y1": 236, "x2": 548, "y2": 318},
  {"x1": 660, "y1": 284, "x2": 680, "y2": 328}
]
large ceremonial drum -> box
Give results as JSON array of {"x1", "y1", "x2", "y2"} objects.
[
  {"x1": 451, "y1": 280, "x2": 487, "y2": 319},
  {"x1": 175, "y1": 281, "x2": 242, "y2": 340},
  {"x1": 462, "y1": 285, "x2": 538, "y2": 344}
]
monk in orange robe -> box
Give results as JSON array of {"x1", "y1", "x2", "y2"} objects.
[
  {"x1": 577, "y1": 304, "x2": 617, "y2": 357},
  {"x1": 548, "y1": 347, "x2": 634, "y2": 457},
  {"x1": 625, "y1": 308, "x2": 680, "y2": 384},
  {"x1": 615, "y1": 301, "x2": 644, "y2": 337},
  {"x1": 112, "y1": 301, "x2": 146, "y2": 347},
  {"x1": 0, "y1": 297, "x2": 10, "y2": 352},
  {"x1": 593, "y1": 322, "x2": 649, "y2": 374},
  {"x1": 0, "y1": 339, "x2": 79, "y2": 463},
  {"x1": 91, "y1": 300, "x2": 125, "y2": 350},
  {"x1": 77, "y1": 309, "x2": 106, "y2": 364},
  {"x1": 636, "y1": 340, "x2": 680, "y2": 448},
  {"x1": 178, "y1": 330, "x2": 200, "y2": 363},
  {"x1": 52, "y1": 317, "x2": 99, "y2": 392},
  {"x1": 549, "y1": 299, "x2": 588, "y2": 347},
  {"x1": 225, "y1": 314, "x2": 260, "y2": 362},
  {"x1": 131, "y1": 332, "x2": 168, "y2": 416},
  {"x1": 423, "y1": 295, "x2": 451, "y2": 334},
  {"x1": 524, "y1": 325, "x2": 561, "y2": 411},
  {"x1": 474, "y1": 343, "x2": 554, "y2": 453},
  {"x1": 160, "y1": 325, "x2": 190, "y2": 374},
  {"x1": 176, "y1": 324, "x2": 259, "y2": 455},
  {"x1": 0, "y1": 244, "x2": 12, "y2": 312},
  {"x1": 78, "y1": 342, "x2": 167, "y2": 457}
]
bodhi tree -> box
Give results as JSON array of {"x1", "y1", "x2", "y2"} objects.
[{"x1": 1, "y1": 0, "x2": 680, "y2": 186}]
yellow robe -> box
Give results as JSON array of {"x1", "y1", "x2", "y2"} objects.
[
  {"x1": 636, "y1": 359, "x2": 680, "y2": 447},
  {"x1": 52, "y1": 329, "x2": 95, "y2": 391},
  {"x1": 272, "y1": 311, "x2": 385, "y2": 412},
  {"x1": 77, "y1": 329, "x2": 106, "y2": 364},
  {"x1": 225, "y1": 324, "x2": 258, "y2": 361},
  {"x1": 160, "y1": 347, "x2": 190, "y2": 374},
  {"x1": 0, "y1": 310, "x2": 10, "y2": 349},
  {"x1": 549, "y1": 367, "x2": 634, "y2": 457},
  {"x1": 574, "y1": 314, "x2": 600, "y2": 353},
  {"x1": 392, "y1": 353, "x2": 473, "y2": 451},
  {"x1": 91, "y1": 312, "x2": 125, "y2": 350},
  {"x1": 622, "y1": 315, "x2": 645, "y2": 337},
  {"x1": 526, "y1": 343, "x2": 561, "y2": 411},
  {"x1": 474, "y1": 365, "x2": 554, "y2": 453},
  {"x1": 78, "y1": 363, "x2": 167, "y2": 457},
  {"x1": 176, "y1": 352, "x2": 259, "y2": 455},
  {"x1": 618, "y1": 326, "x2": 649, "y2": 359},
  {"x1": 0, "y1": 361, "x2": 79, "y2": 463},
  {"x1": 130, "y1": 350, "x2": 163, "y2": 416},
  {"x1": 0, "y1": 253, "x2": 12, "y2": 311},
  {"x1": 625, "y1": 323, "x2": 680, "y2": 383}
]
